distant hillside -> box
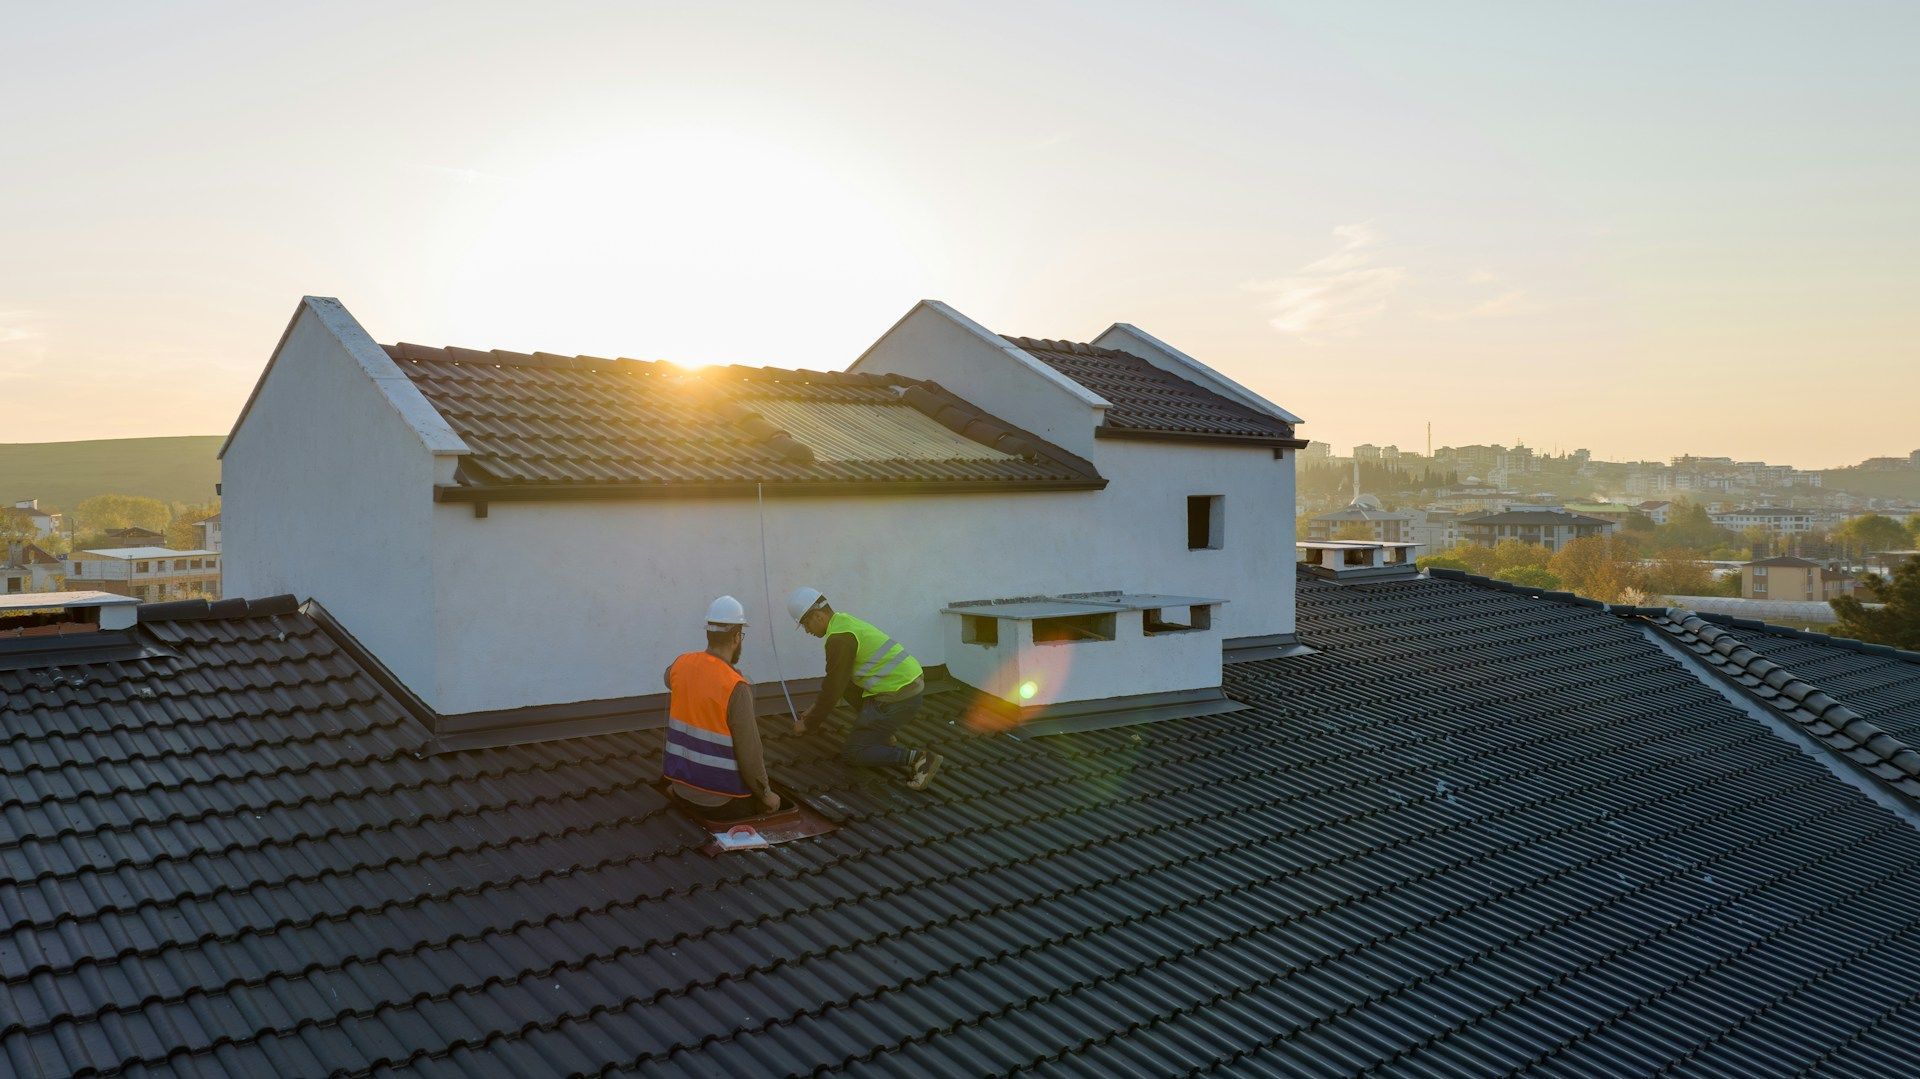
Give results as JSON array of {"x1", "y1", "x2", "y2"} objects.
[
  {"x1": 1819, "y1": 469, "x2": 1920, "y2": 502},
  {"x1": 0, "y1": 436, "x2": 223, "y2": 513}
]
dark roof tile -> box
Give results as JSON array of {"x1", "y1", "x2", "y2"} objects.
[
  {"x1": 387, "y1": 345, "x2": 1101, "y2": 494},
  {"x1": 1693, "y1": 615, "x2": 1920, "y2": 745},
  {"x1": 7, "y1": 575, "x2": 1920, "y2": 1071},
  {"x1": 1003, "y1": 336, "x2": 1300, "y2": 445}
]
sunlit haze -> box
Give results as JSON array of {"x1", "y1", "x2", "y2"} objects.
[{"x1": 3, "y1": 2, "x2": 1914, "y2": 465}]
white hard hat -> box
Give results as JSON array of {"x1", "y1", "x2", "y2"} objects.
[
  {"x1": 786, "y1": 586, "x2": 825, "y2": 623},
  {"x1": 705, "y1": 595, "x2": 748, "y2": 629}
]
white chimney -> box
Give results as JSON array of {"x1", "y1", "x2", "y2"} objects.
[
  {"x1": 1297, "y1": 540, "x2": 1424, "y2": 583},
  {"x1": 942, "y1": 591, "x2": 1228, "y2": 712},
  {"x1": 0, "y1": 591, "x2": 140, "y2": 633}
]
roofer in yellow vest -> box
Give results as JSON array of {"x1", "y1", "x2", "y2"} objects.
[
  {"x1": 788, "y1": 586, "x2": 941, "y2": 790},
  {"x1": 660, "y1": 595, "x2": 781, "y2": 820}
]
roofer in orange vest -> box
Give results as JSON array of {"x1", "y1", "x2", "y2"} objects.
[{"x1": 661, "y1": 595, "x2": 780, "y2": 820}]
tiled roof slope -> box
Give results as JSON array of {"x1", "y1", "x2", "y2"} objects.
[
  {"x1": 8, "y1": 578, "x2": 1920, "y2": 1073},
  {"x1": 386, "y1": 344, "x2": 1101, "y2": 493},
  {"x1": 1462, "y1": 510, "x2": 1613, "y2": 527},
  {"x1": 1696, "y1": 615, "x2": 1920, "y2": 745},
  {"x1": 1640, "y1": 610, "x2": 1920, "y2": 802},
  {"x1": 1003, "y1": 336, "x2": 1303, "y2": 446}
]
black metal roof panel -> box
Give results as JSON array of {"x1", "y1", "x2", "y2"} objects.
[{"x1": 5, "y1": 578, "x2": 1920, "y2": 1073}]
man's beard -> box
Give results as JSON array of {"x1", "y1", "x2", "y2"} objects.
[{"x1": 728, "y1": 638, "x2": 744, "y2": 665}]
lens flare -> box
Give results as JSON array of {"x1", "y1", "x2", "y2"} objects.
[{"x1": 1018, "y1": 680, "x2": 1038, "y2": 700}]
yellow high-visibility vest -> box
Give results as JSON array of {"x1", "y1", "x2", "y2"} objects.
[{"x1": 826, "y1": 611, "x2": 922, "y2": 695}]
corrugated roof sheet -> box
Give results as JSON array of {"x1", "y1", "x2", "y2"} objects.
[
  {"x1": 747, "y1": 397, "x2": 1015, "y2": 464},
  {"x1": 386, "y1": 345, "x2": 1099, "y2": 492},
  {"x1": 1003, "y1": 336, "x2": 1301, "y2": 444},
  {"x1": 8, "y1": 576, "x2": 1920, "y2": 1072}
]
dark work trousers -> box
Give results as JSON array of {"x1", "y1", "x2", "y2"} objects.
[
  {"x1": 668, "y1": 787, "x2": 765, "y2": 823},
  {"x1": 844, "y1": 691, "x2": 922, "y2": 769}
]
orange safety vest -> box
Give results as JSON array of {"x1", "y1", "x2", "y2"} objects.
[{"x1": 663, "y1": 651, "x2": 751, "y2": 798}]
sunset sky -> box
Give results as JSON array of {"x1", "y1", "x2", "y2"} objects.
[{"x1": 3, "y1": 2, "x2": 1914, "y2": 466}]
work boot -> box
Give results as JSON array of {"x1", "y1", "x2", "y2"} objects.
[{"x1": 906, "y1": 750, "x2": 942, "y2": 790}]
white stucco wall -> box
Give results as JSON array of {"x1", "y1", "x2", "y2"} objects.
[
  {"x1": 224, "y1": 297, "x2": 1298, "y2": 718},
  {"x1": 850, "y1": 301, "x2": 1108, "y2": 459},
  {"x1": 221, "y1": 300, "x2": 451, "y2": 701},
  {"x1": 426, "y1": 434, "x2": 1294, "y2": 716}
]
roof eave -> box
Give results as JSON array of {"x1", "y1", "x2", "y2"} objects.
[
  {"x1": 433, "y1": 477, "x2": 1110, "y2": 504},
  {"x1": 1093, "y1": 425, "x2": 1308, "y2": 450}
]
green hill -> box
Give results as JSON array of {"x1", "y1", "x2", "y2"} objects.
[
  {"x1": 0, "y1": 436, "x2": 223, "y2": 513},
  {"x1": 1819, "y1": 469, "x2": 1920, "y2": 502}
]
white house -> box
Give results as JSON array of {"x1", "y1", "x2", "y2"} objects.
[
  {"x1": 2, "y1": 542, "x2": 63, "y2": 594},
  {"x1": 221, "y1": 297, "x2": 1305, "y2": 736},
  {"x1": 1711, "y1": 506, "x2": 1816, "y2": 535},
  {"x1": 193, "y1": 512, "x2": 222, "y2": 552},
  {"x1": 67, "y1": 546, "x2": 222, "y2": 602},
  {"x1": 3, "y1": 500, "x2": 62, "y2": 539}
]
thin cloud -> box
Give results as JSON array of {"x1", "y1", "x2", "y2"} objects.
[
  {"x1": 406, "y1": 162, "x2": 516, "y2": 186},
  {"x1": 1420, "y1": 268, "x2": 1532, "y2": 321},
  {"x1": 0, "y1": 311, "x2": 43, "y2": 345},
  {"x1": 1245, "y1": 223, "x2": 1407, "y2": 339},
  {"x1": 1424, "y1": 288, "x2": 1529, "y2": 322}
]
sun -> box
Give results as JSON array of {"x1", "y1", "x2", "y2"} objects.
[{"x1": 442, "y1": 129, "x2": 923, "y2": 366}]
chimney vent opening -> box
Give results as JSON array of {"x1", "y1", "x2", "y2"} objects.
[
  {"x1": 1033, "y1": 612, "x2": 1117, "y2": 644},
  {"x1": 960, "y1": 614, "x2": 999, "y2": 646}
]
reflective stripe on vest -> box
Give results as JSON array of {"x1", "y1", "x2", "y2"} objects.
[
  {"x1": 827, "y1": 611, "x2": 923, "y2": 695},
  {"x1": 663, "y1": 651, "x2": 751, "y2": 798}
]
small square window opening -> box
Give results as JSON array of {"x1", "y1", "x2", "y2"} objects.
[{"x1": 1188, "y1": 495, "x2": 1224, "y2": 551}]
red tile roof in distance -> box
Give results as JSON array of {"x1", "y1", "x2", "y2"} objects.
[
  {"x1": 385, "y1": 345, "x2": 1103, "y2": 498},
  {"x1": 1003, "y1": 336, "x2": 1301, "y2": 446}
]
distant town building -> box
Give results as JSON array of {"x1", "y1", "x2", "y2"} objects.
[
  {"x1": 1310, "y1": 499, "x2": 1412, "y2": 542},
  {"x1": 1742, "y1": 556, "x2": 1857, "y2": 602},
  {"x1": 1459, "y1": 508, "x2": 1615, "y2": 552},
  {"x1": 192, "y1": 512, "x2": 223, "y2": 553},
  {"x1": 67, "y1": 547, "x2": 221, "y2": 602},
  {"x1": 1859, "y1": 457, "x2": 1910, "y2": 471},
  {"x1": 1711, "y1": 507, "x2": 1816, "y2": 536},
  {"x1": 1636, "y1": 500, "x2": 1673, "y2": 526},
  {"x1": 101, "y1": 525, "x2": 166, "y2": 546},
  {"x1": 2, "y1": 542, "x2": 63, "y2": 594},
  {"x1": 1562, "y1": 502, "x2": 1637, "y2": 528},
  {"x1": 1408, "y1": 509, "x2": 1463, "y2": 552},
  {"x1": 1866, "y1": 550, "x2": 1920, "y2": 576},
  {"x1": 1300, "y1": 442, "x2": 1332, "y2": 461},
  {"x1": 1352, "y1": 444, "x2": 1383, "y2": 462},
  {"x1": 2, "y1": 499, "x2": 62, "y2": 539}
]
